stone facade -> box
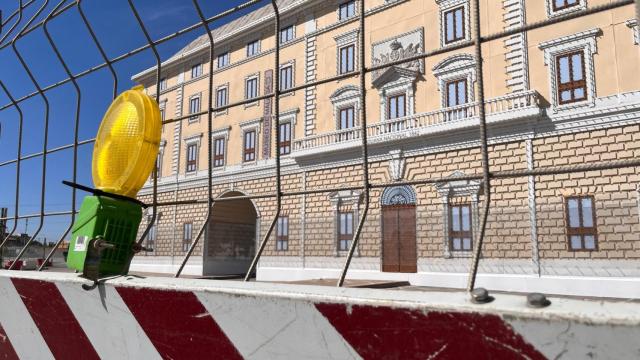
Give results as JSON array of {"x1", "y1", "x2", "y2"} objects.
[{"x1": 131, "y1": 0, "x2": 640, "y2": 296}]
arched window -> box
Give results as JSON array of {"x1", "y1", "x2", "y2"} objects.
[{"x1": 381, "y1": 186, "x2": 417, "y2": 206}]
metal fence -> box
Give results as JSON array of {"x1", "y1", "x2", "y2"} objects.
[{"x1": 0, "y1": 0, "x2": 638, "y2": 297}]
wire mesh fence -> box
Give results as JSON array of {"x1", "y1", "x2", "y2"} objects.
[{"x1": 0, "y1": 0, "x2": 638, "y2": 294}]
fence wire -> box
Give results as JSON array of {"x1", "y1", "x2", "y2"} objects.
[{"x1": 0, "y1": 0, "x2": 638, "y2": 295}]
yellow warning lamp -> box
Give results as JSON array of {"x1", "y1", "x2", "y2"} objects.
[
  {"x1": 92, "y1": 85, "x2": 162, "y2": 198},
  {"x1": 65, "y1": 85, "x2": 161, "y2": 284}
]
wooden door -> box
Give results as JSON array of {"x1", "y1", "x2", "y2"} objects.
[{"x1": 382, "y1": 205, "x2": 417, "y2": 273}]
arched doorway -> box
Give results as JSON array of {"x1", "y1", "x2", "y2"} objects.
[
  {"x1": 381, "y1": 186, "x2": 417, "y2": 273},
  {"x1": 204, "y1": 191, "x2": 258, "y2": 276}
]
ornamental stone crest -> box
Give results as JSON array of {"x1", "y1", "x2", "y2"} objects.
[
  {"x1": 388, "y1": 150, "x2": 406, "y2": 181},
  {"x1": 371, "y1": 28, "x2": 424, "y2": 83}
]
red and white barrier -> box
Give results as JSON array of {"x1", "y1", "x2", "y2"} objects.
[{"x1": 0, "y1": 271, "x2": 638, "y2": 359}]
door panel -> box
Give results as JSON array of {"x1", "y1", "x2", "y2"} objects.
[
  {"x1": 398, "y1": 207, "x2": 417, "y2": 273},
  {"x1": 382, "y1": 207, "x2": 400, "y2": 272}
]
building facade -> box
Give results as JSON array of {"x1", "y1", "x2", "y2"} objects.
[{"x1": 132, "y1": 0, "x2": 640, "y2": 297}]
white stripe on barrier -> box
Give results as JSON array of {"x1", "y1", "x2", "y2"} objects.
[
  {"x1": 196, "y1": 292, "x2": 362, "y2": 360},
  {"x1": 56, "y1": 282, "x2": 162, "y2": 360},
  {"x1": 0, "y1": 277, "x2": 54, "y2": 360},
  {"x1": 507, "y1": 317, "x2": 640, "y2": 359}
]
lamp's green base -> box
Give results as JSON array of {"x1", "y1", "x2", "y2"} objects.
[{"x1": 67, "y1": 196, "x2": 142, "y2": 277}]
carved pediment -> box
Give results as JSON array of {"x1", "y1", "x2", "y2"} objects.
[{"x1": 371, "y1": 29, "x2": 424, "y2": 86}]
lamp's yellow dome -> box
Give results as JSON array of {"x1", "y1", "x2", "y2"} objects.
[{"x1": 92, "y1": 85, "x2": 161, "y2": 198}]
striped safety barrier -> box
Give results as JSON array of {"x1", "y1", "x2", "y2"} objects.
[{"x1": 0, "y1": 271, "x2": 638, "y2": 359}]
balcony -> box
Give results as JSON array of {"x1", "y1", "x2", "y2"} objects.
[{"x1": 293, "y1": 90, "x2": 543, "y2": 157}]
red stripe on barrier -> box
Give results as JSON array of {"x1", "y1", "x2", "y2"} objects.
[
  {"x1": 0, "y1": 323, "x2": 18, "y2": 360},
  {"x1": 116, "y1": 286, "x2": 242, "y2": 360},
  {"x1": 316, "y1": 303, "x2": 545, "y2": 360},
  {"x1": 10, "y1": 278, "x2": 100, "y2": 360}
]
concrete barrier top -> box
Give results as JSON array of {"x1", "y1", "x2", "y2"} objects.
[{"x1": 0, "y1": 270, "x2": 639, "y2": 359}]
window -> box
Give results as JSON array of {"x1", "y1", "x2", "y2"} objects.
[
  {"x1": 217, "y1": 52, "x2": 229, "y2": 68},
  {"x1": 160, "y1": 107, "x2": 165, "y2": 122},
  {"x1": 213, "y1": 138, "x2": 225, "y2": 167},
  {"x1": 339, "y1": 45, "x2": 355, "y2": 74},
  {"x1": 280, "y1": 65, "x2": 293, "y2": 91},
  {"x1": 189, "y1": 96, "x2": 201, "y2": 122},
  {"x1": 338, "y1": 211, "x2": 354, "y2": 251},
  {"x1": 444, "y1": 7, "x2": 465, "y2": 44},
  {"x1": 446, "y1": 79, "x2": 468, "y2": 107},
  {"x1": 339, "y1": 107, "x2": 355, "y2": 129},
  {"x1": 280, "y1": 25, "x2": 294, "y2": 44},
  {"x1": 183, "y1": 223, "x2": 192, "y2": 252},
  {"x1": 339, "y1": 1, "x2": 356, "y2": 20},
  {"x1": 279, "y1": 122, "x2": 291, "y2": 155},
  {"x1": 152, "y1": 153, "x2": 162, "y2": 179},
  {"x1": 186, "y1": 143, "x2": 197, "y2": 173},
  {"x1": 449, "y1": 204, "x2": 472, "y2": 251},
  {"x1": 387, "y1": 94, "x2": 406, "y2": 119},
  {"x1": 147, "y1": 220, "x2": 156, "y2": 252},
  {"x1": 565, "y1": 196, "x2": 597, "y2": 250},
  {"x1": 553, "y1": 0, "x2": 580, "y2": 12},
  {"x1": 243, "y1": 130, "x2": 256, "y2": 162},
  {"x1": 556, "y1": 51, "x2": 587, "y2": 105},
  {"x1": 276, "y1": 216, "x2": 289, "y2": 251},
  {"x1": 216, "y1": 87, "x2": 228, "y2": 109},
  {"x1": 246, "y1": 77, "x2": 258, "y2": 100},
  {"x1": 247, "y1": 40, "x2": 259, "y2": 57},
  {"x1": 159, "y1": 78, "x2": 167, "y2": 91},
  {"x1": 191, "y1": 63, "x2": 202, "y2": 79}
]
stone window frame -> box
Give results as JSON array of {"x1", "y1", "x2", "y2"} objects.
[
  {"x1": 279, "y1": 60, "x2": 296, "y2": 96},
  {"x1": 188, "y1": 92, "x2": 202, "y2": 124},
  {"x1": 210, "y1": 127, "x2": 231, "y2": 170},
  {"x1": 239, "y1": 118, "x2": 262, "y2": 165},
  {"x1": 432, "y1": 54, "x2": 476, "y2": 110},
  {"x1": 246, "y1": 39, "x2": 261, "y2": 58},
  {"x1": 539, "y1": 28, "x2": 600, "y2": 112},
  {"x1": 276, "y1": 215, "x2": 289, "y2": 251},
  {"x1": 378, "y1": 76, "x2": 416, "y2": 122},
  {"x1": 335, "y1": 29, "x2": 359, "y2": 75},
  {"x1": 277, "y1": 109, "x2": 298, "y2": 156},
  {"x1": 329, "y1": 190, "x2": 362, "y2": 257},
  {"x1": 545, "y1": 0, "x2": 586, "y2": 18},
  {"x1": 279, "y1": 23, "x2": 296, "y2": 44},
  {"x1": 159, "y1": 99, "x2": 168, "y2": 132},
  {"x1": 215, "y1": 83, "x2": 229, "y2": 116},
  {"x1": 436, "y1": 0, "x2": 471, "y2": 48},
  {"x1": 330, "y1": 85, "x2": 361, "y2": 130},
  {"x1": 217, "y1": 51, "x2": 230, "y2": 69},
  {"x1": 190, "y1": 62, "x2": 203, "y2": 79},
  {"x1": 564, "y1": 195, "x2": 598, "y2": 251},
  {"x1": 182, "y1": 222, "x2": 193, "y2": 252},
  {"x1": 626, "y1": 19, "x2": 639, "y2": 46},
  {"x1": 149, "y1": 140, "x2": 166, "y2": 183},
  {"x1": 337, "y1": 0, "x2": 357, "y2": 21},
  {"x1": 159, "y1": 78, "x2": 167, "y2": 91},
  {"x1": 244, "y1": 73, "x2": 261, "y2": 108},
  {"x1": 183, "y1": 134, "x2": 202, "y2": 175},
  {"x1": 435, "y1": 172, "x2": 481, "y2": 258}
]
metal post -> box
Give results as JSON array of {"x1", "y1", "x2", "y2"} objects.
[
  {"x1": 126, "y1": 0, "x2": 161, "y2": 259},
  {"x1": 37, "y1": 0, "x2": 82, "y2": 271},
  {"x1": 337, "y1": 0, "x2": 371, "y2": 287},
  {"x1": 245, "y1": 0, "x2": 282, "y2": 282},
  {"x1": 175, "y1": 0, "x2": 216, "y2": 278},
  {"x1": 9, "y1": 0, "x2": 52, "y2": 270},
  {"x1": 466, "y1": 0, "x2": 492, "y2": 294}
]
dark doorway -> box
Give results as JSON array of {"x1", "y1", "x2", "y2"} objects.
[{"x1": 204, "y1": 191, "x2": 257, "y2": 276}]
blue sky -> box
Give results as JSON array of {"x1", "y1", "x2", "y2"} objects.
[{"x1": 0, "y1": 0, "x2": 267, "y2": 242}]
